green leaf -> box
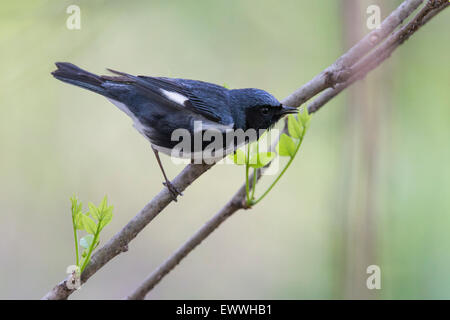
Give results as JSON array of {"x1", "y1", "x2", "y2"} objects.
[
  {"x1": 70, "y1": 196, "x2": 83, "y2": 218},
  {"x1": 88, "y1": 202, "x2": 99, "y2": 220},
  {"x1": 80, "y1": 234, "x2": 94, "y2": 249},
  {"x1": 74, "y1": 211, "x2": 84, "y2": 230},
  {"x1": 287, "y1": 114, "x2": 303, "y2": 139},
  {"x1": 230, "y1": 149, "x2": 246, "y2": 165},
  {"x1": 99, "y1": 210, "x2": 113, "y2": 230},
  {"x1": 299, "y1": 106, "x2": 311, "y2": 129},
  {"x1": 99, "y1": 205, "x2": 112, "y2": 220},
  {"x1": 99, "y1": 196, "x2": 108, "y2": 213},
  {"x1": 249, "y1": 152, "x2": 276, "y2": 168},
  {"x1": 98, "y1": 197, "x2": 112, "y2": 220},
  {"x1": 277, "y1": 133, "x2": 297, "y2": 157},
  {"x1": 81, "y1": 214, "x2": 97, "y2": 234}
]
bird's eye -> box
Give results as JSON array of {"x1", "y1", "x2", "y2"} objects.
[{"x1": 260, "y1": 107, "x2": 269, "y2": 115}]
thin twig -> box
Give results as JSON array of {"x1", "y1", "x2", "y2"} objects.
[{"x1": 125, "y1": 0, "x2": 448, "y2": 300}]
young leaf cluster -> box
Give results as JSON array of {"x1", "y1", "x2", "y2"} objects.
[
  {"x1": 70, "y1": 195, "x2": 114, "y2": 274},
  {"x1": 230, "y1": 106, "x2": 312, "y2": 207}
]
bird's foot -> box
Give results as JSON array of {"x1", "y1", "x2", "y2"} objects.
[{"x1": 163, "y1": 181, "x2": 183, "y2": 201}]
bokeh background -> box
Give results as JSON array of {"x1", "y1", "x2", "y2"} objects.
[{"x1": 1, "y1": 0, "x2": 449, "y2": 299}]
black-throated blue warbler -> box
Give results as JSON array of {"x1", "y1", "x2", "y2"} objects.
[{"x1": 52, "y1": 62, "x2": 296, "y2": 200}]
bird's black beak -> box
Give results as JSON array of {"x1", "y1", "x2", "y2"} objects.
[{"x1": 278, "y1": 105, "x2": 298, "y2": 116}]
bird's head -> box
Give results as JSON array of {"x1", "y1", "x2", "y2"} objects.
[{"x1": 231, "y1": 88, "x2": 297, "y2": 131}]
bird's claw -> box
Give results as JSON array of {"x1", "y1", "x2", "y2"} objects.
[{"x1": 163, "y1": 181, "x2": 183, "y2": 201}]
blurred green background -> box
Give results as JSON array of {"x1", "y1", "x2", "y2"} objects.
[{"x1": 0, "y1": 0, "x2": 449, "y2": 299}]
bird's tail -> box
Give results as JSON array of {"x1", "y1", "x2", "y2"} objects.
[{"x1": 51, "y1": 62, "x2": 111, "y2": 98}]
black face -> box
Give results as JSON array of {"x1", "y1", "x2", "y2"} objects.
[{"x1": 245, "y1": 104, "x2": 285, "y2": 132}]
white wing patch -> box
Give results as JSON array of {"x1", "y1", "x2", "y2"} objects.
[{"x1": 160, "y1": 89, "x2": 189, "y2": 106}]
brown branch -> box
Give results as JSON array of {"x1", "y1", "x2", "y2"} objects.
[
  {"x1": 125, "y1": 0, "x2": 448, "y2": 300},
  {"x1": 42, "y1": 0, "x2": 435, "y2": 300}
]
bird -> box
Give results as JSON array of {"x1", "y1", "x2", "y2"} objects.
[{"x1": 51, "y1": 62, "x2": 297, "y2": 200}]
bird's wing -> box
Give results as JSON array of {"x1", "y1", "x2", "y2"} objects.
[{"x1": 105, "y1": 69, "x2": 233, "y2": 126}]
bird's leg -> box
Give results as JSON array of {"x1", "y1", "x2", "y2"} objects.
[{"x1": 151, "y1": 146, "x2": 183, "y2": 201}]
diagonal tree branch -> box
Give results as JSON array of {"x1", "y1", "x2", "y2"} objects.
[
  {"x1": 125, "y1": 0, "x2": 448, "y2": 300},
  {"x1": 42, "y1": 0, "x2": 438, "y2": 300}
]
